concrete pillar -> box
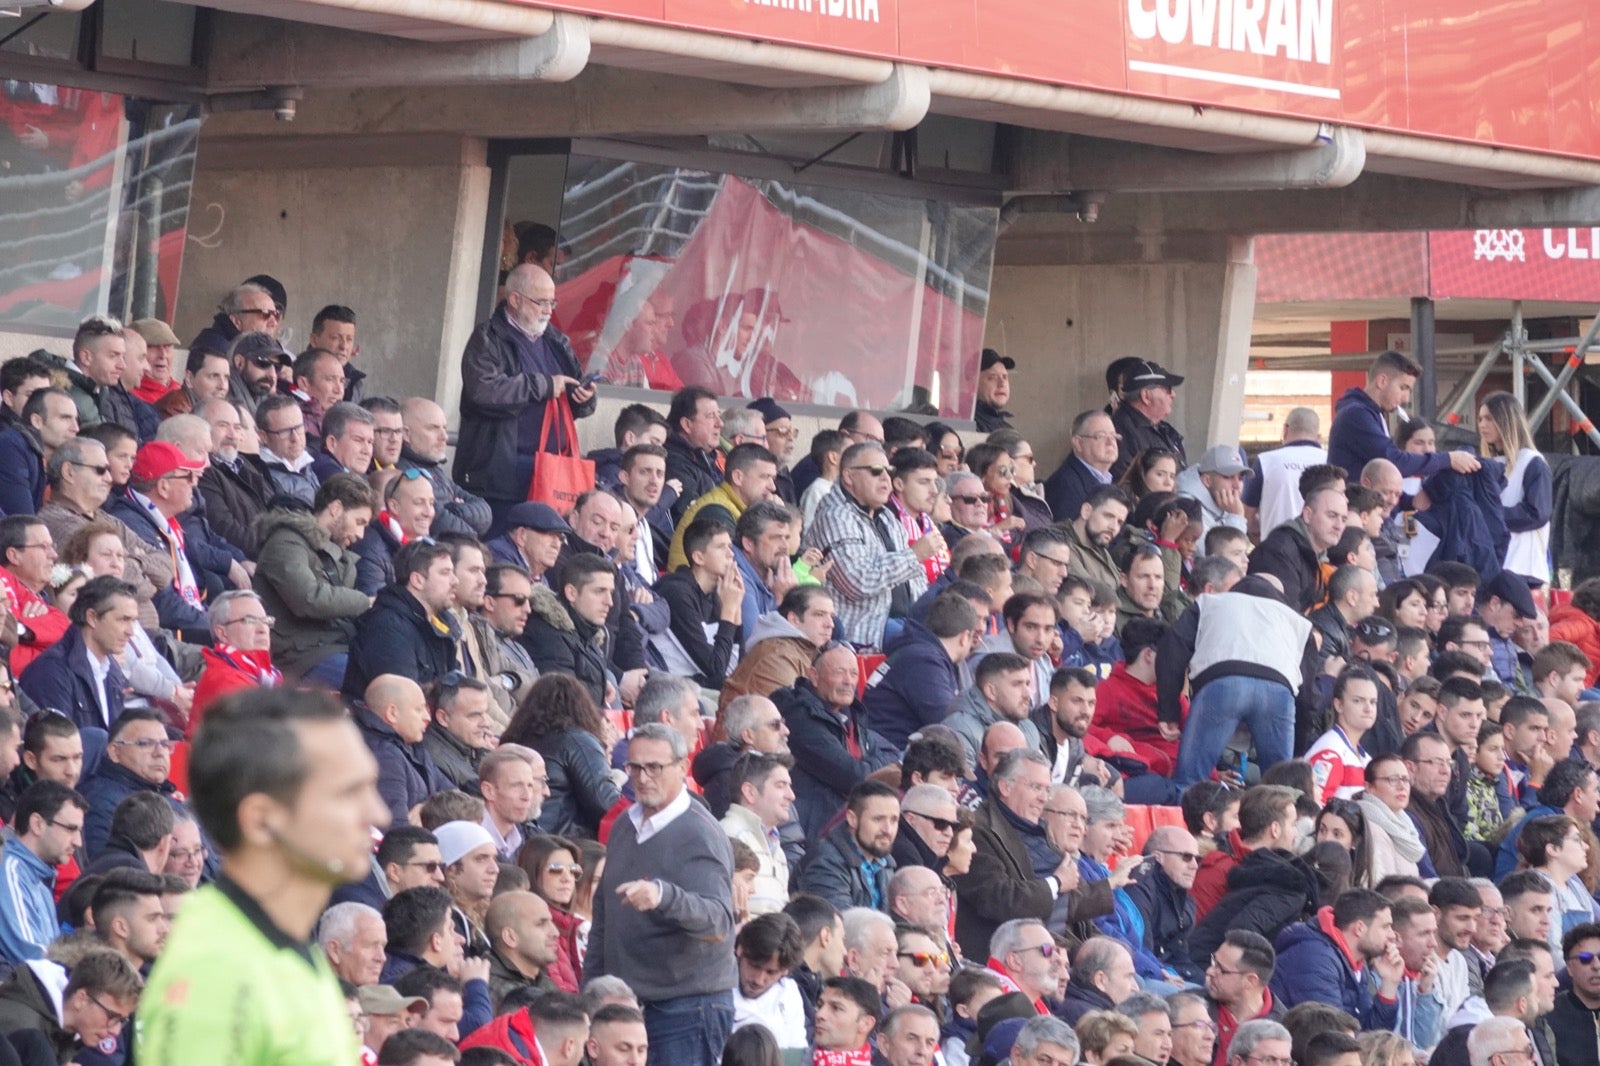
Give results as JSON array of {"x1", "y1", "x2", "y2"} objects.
[
  {"x1": 983, "y1": 237, "x2": 1258, "y2": 473},
  {"x1": 173, "y1": 132, "x2": 491, "y2": 417}
]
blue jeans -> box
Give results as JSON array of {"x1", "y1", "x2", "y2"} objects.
[
  {"x1": 301, "y1": 653, "x2": 349, "y2": 691},
  {"x1": 644, "y1": 992, "x2": 733, "y2": 1066},
  {"x1": 1175, "y1": 674, "x2": 1295, "y2": 788}
]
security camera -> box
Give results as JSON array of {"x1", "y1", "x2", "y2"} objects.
[
  {"x1": 273, "y1": 88, "x2": 303, "y2": 123},
  {"x1": 274, "y1": 98, "x2": 297, "y2": 122}
]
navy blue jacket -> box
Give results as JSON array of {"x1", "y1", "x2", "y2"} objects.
[
  {"x1": 342, "y1": 584, "x2": 461, "y2": 700},
  {"x1": 0, "y1": 426, "x2": 44, "y2": 516},
  {"x1": 351, "y1": 522, "x2": 399, "y2": 596},
  {"x1": 1042, "y1": 454, "x2": 1108, "y2": 524},
  {"x1": 1121, "y1": 860, "x2": 1202, "y2": 983},
  {"x1": 862, "y1": 619, "x2": 962, "y2": 749},
  {"x1": 81, "y1": 760, "x2": 179, "y2": 859},
  {"x1": 353, "y1": 702, "x2": 452, "y2": 827},
  {"x1": 1270, "y1": 911, "x2": 1399, "y2": 1030},
  {"x1": 104, "y1": 488, "x2": 235, "y2": 614},
  {"x1": 17, "y1": 625, "x2": 125, "y2": 734},
  {"x1": 1327, "y1": 386, "x2": 1452, "y2": 480},
  {"x1": 772, "y1": 678, "x2": 897, "y2": 839},
  {"x1": 1415, "y1": 464, "x2": 1510, "y2": 583}
]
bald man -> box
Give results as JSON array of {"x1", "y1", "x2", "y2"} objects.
[
  {"x1": 485, "y1": 890, "x2": 563, "y2": 1009},
  {"x1": 356, "y1": 674, "x2": 452, "y2": 825},
  {"x1": 455, "y1": 263, "x2": 595, "y2": 533},
  {"x1": 397, "y1": 396, "x2": 492, "y2": 538},
  {"x1": 1361, "y1": 458, "x2": 1407, "y2": 585},
  {"x1": 1542, "y1": 697, "x2": 1578, "y2": 765},
  {"x1": 1123, "y1": 825, "x2": 1204, "y2": 983}
]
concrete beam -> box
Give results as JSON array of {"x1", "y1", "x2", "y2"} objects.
[
  {"x1": 205, "y1": 10, "x2": 588, "y2": 90},
  {"x1": 1012, "y1": 128, "x2": 1366, "y2": 194},
  {"x1": 200, "y1": 63, "x2": 930, "y2": 138}
]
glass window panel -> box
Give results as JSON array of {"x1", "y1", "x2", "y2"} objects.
[{"x1": 547, "y1": 154, "x2": 997, "y2": 418}]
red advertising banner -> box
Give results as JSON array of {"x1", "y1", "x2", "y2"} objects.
[
  {"x1": 556, "y1": 177, "x2": 982, "y2": 416},
  {"x1": 1257, "y1": 229, "x2": 1600, "y2": 304},
  {"x1": 507, "y1": 0, "x2": 1600, "y2": 163}
]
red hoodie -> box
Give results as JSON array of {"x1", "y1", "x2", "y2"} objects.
[
  {"x1": 1192, "y1": 829, "x2": 1248, "y2": 921},
  {"x1": 1088, "y1": 662, "x2": 1184, "y2": 777}
]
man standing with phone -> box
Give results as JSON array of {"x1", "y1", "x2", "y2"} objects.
[{"x1": 455, "y1": 264, "x2": 597, "y2": 536}]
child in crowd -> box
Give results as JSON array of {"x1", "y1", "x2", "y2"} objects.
[{"x1": 1464, "y1": 719, "x2": 1515, "y2": 843}]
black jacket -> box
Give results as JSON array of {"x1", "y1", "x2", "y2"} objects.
[
  {"x1": 1307, "y1": 602, "x2": 1353, "y2": 670},
  {"x1": 520, "y1": 584, "x2": 612, "y2": 711},
  {"x1": 1111, "y1": 403, "x2": 1186, "y2": 480},
  {"x1": 692, "y1": 741, "x2": 741, "y2": 819},
  {"x1": 1247, "y1": 519, "x2": 1326, "y2": 614},
  {"x1": 1546, "y1": 987, "x2": 1600, "y2": 1066},
  {"x1": 795, "y1": 822, "x2": 895, "y2": 913},
  {"x1": 530, "y1": 727, "x2": 622, "y2": 840},
  {"x1": 1122, "y1": 860, "x2": 1202, "y2": 983},
  {"x1": 1053, "y1": 982, "x2": 1115, "y2": 1026},
  {"x1": 1188, "y1": 847, "x2": 1319, "y2": 967},
  {"x1": 354, "y1": 702, "x2": 453, "y2": 826},
  {"x1": 342, "y1": 584, "x2": 462, "y2": 700},
  {"x1": 352, "y1": 521, "x2": 400, "y2": 596},
  {"x1": 653, "y1": 569, "x2": 739, "y2": 688},
  {"x1": 398, "y1": 444, "x2": 493, "y2": 538},
  {"x1": 663, "y1": 432, "x2": 721, "y2": 523},
  {"x1": 771, "y1": 678, "x2": 895, "y2": 840},
  {"x1": 0, "y1": 962, "x2": 76, "y2": 1063},
  {"x1": 974, "y1": 400, "x2": 1012, "y2": 433},
  {"x1": 453, "y1": 310, "x2": 594, "y2": 502},
  {"x1": 198, "y1": 457, "x2": 273, "y2": 556}
]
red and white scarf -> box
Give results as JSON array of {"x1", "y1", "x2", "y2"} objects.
[
  {"x1": 377, "y1": 509, "x2": 410, "y2": 546},
  {"x1": 211, "y1": 643, "x2": 281, "y2": 687},
  {"x1": 813, "y1": 1047, "x2": 872, "y2": 1066},
  {"x1": 132, "y1": 489, "x2": 201, "y2": 606},
  {"x1": 890, "y1": 494, "x2": 948, "y2": 583}
]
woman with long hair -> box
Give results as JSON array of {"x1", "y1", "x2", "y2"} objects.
[
  {"x1": 1410, "y1": 573, "x2": 1450, "y2": 636},
  {"x1": 1477, "y1": 390, "x2": 1551, "y2": 584},
  {"x1": 1378, "y1": 578, "x2": 1431, "y2": 632},
  {"x1": 1314, "y1": 798, "x2": 1373, "y2": 888},
  {"x1": 1118, "y1": 446, "x2": 1179, "y2": 502},
  {"x1": 570, "y1": 837, "x2": 606, "y2": 958},
  {"x1": 924, "y1": 422, "x2": 965, "y2": 478},
  {"x1": 500, "y1": 674, "x2": 622, "y2": 839},
  {"x1": 515, "y1": 833, "x2": 586, "y2": 992}
]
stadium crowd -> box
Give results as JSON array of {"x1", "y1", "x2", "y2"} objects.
[{"x1": 0, "y1": 258, "x2": 1591, "y2": 1066}]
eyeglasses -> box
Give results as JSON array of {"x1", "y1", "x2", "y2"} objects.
[
  {"x1": 510, "y1": 292, "x2": 559, "y2": 311},
  {"x1": 1175, "y1": 1019, "x2": 1218, "y2": 1035},
  {"x1": 991, "y1": 466, "x2": 1015, "y2": 478},
  {"x1": 373, "y1": 426, "x2": 405, "y2": 438},
  {"x1": 263, "y1": 423, "x2": 305, "y2": 437},
  {"x1": 223, "y1": 614, "x2": 274, "y2": 627},
  {"x1": 766, "y1": 426, "x2": 798, "y2": 439},
  {"x1": 403, "y1": 860, "x2": 444, "y2": 874},
  {"x1": 1074, "y1": 431, "x2": 1122, "y2": 444},
  {"x1": 47, "y1": 818, "x2": 84, "y2": 836},
  {"x1": 1034, "y1": 554, "x2": 1072, "y2": 568},
  {"x1": 1044, "y1": 808, "x2": 1087, "y2": 824},
  {"x1": 938, "y1": 448, "x2": 963, "y2": 460},
  {"x1": 168, "y1": 846, "x2": 206, "y2": 863},
  {"x1": 1372, "y1": 774, "x2": 1412, "y2": 786},
  {"x1": 489, "y1": 592, "x2": 531, "y2": 607},
  {"x1": 1206, "y1": 961, "x2": 1244, "y2": 976},
  {"x1": 85, "y1": 992, "x2": 129, "y2": 1028},
  {"x1": 238, "y1": 307, "x2": 283, "y2": 322},
  {"x1": 905, "y1": 812, "x2": 959, "y2": 833},
  {"x1": 848, "y1": 464, "x2": 889, "y2": 477},
  {"x1": 398, "y1": 468, "x2": 428, "y2": 481},
  {"x1": 1457, "y1": 639, "x2": 1492, "y2": 650},
  {"x1": 897, "y1": 950, "x2": 949, "y2": 968},
  {"x1": 951, "y1": 494, "x2": 985, "y2": 505},
  {"x1": 546, "y1": 863, "x2": 583, "y2": 876},
  {"x1": 66, "y1": 461, "x2": 110, "y2": 477},
  {"x1": 1020, "y1": 942, "x2": 1056, "y2": 958},
  {"x1": 113, "y1": 737, "x2": 177, "y2": 752},
  {"x1": 1156, "y1": 849, "x2": 1201, "y2": 864},
  {"x1": 624, "y1": 759, "x2": 682, "y2": 778}
]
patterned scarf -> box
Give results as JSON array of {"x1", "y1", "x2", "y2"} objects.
[{"x1": 211, "y1": 643, "x2": 281, "y2": 687}]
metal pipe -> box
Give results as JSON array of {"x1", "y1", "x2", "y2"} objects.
[
  {"x1": 1436, "y1": 341, "x2": 1503, "y2": 422},
  {"x1": 1529, "y1": 311, "x2": 1600, "y2": 425},
  {"x1": 1523, "y1": 351, "x2": 1600, "y2": 450},
  {"x1": 585, "y1": 18, "x2": 894, "y2": 85},
  {"x1": 1364, "y1": 130, "x2": 1600, "y2": 188}
]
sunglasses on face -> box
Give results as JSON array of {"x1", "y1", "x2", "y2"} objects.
[
  {"x1": 1572, "y1": 952, "x2": 1600, "y2": 966},
  {"x1": 906, "y1": 811, "x2": 959, "y2": 833},
  {"x1": 897, "y1": 951, "x2": 949, "y2": 968}
]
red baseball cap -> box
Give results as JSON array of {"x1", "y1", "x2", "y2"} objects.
[{"x1": 131, "y1": 441, "x2": 204, "y2": 484}]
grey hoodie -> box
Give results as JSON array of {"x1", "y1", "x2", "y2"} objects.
[{"x1": 943, "y1": 683, "x2": 1043, "y2": 773}]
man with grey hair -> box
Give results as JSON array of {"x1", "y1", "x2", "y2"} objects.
[
  {"x1": 590, "y1": 721, "x2": 737, "y2": 1066},
  {"x1": 192, "y1": 280, "x2": 281, "y2": 355},
  {"x1": 196, "y1": 397, "x2": 274, "y2": 555},
  {"x1": 942, "y1": 470, "x2": 989, "y2": 546},
  {"x1": 1243, "y1": 405, "x2": 1326, "y2": 540},
  {"x1": 987, "y1": 918, "x2": 1057, "y2": 1010},
  {"x1": 878, "y1": 1003, "x2": 941, "y2": 1066},
  {"x1": 693, "y1": 692, "x2": 789, "y2": 820},
  {"x1": 311, "y1": 401, "x2": 376, "y2": 481},
  {"x1": 1466, "y1": 1016, "x2": 1534, "y2": 1066},
  {"x1": 478, "y1": 744, "x2": 549, "y2": 860},
  {"x1": 1009, "y1": 1014, "x2": 1080, "y2": 1066},
  {"x1": 632, "y1": 674, "x2": 704, "y2": 756},
  {"x1": 195, "y1": 589, "x2": 278, "y2": 709},
  {"x1": 398, "y1": 396, "x2": 492, "y2": 538},
  {"x1": 1116, "y1": 991, "x2": 1175, "y2": 1064},
  {"x1": 887, "y1": 866, "x2": 949, "y2": 939},
  {"x1": 951, "y1": 748, "x2": 1075, "y2": 961},
  {"x1": 839, "y1": 906, "x2": 909, "y2": 1006},
  {"x1": 894, "y1": 782, "x2": 961, "y2": 869},
  {"x1": 1225, "y1": 1018, "x2": 1292, "y2": 1066},
  {"x1": 721, "y1": 408, "x2": 767, "y2": 449},
  {"x1": 318, "y1": 901, "x2": 387, "y2": 987},
  {"x1": 1058, "y1": 936, "x2": 1138, "y2": 1023}
]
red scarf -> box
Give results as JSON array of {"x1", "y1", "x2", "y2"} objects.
[
  {"x1": 890, "y1": 495, "x2": 947, "y2": 582},
  {"x1": 813, "y1": 1047, "x2": 872, "y2": 1066},
  {"x1": 983, "y1": 958, "x2": 1047, "y2": 1015},
  {"x1": 378, "y1": 510, "x2": 409, "y2": 546},
  {"x1": 212, "y1": 643, "x2": 281, "y2": 687}
]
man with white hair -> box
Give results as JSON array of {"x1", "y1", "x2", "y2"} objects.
[
  {"x1": 196, "y1": 397, "x2": 274, "y2": 555},
  {"x1": 893, "y1": 782, "x2": 961, "y2": 869},
  {"x1": 840, "y1": 906, "x2": 910, "y2": 1006},
  {"x1": 1009, "y1": 1013, "x2": 1080, "y2": 1066},
  {"x1": 319, "y1": 901, "x2": 387, "y2": 986},
  {"x1": 886, "y1": 866, "x2": 949, "y2": 940},
  {"x1": 1058, "y1": 936, "x2": 1139, "y2": 1023},
  {"x1": 1225, "y1": 1019, "x2": 1292, "y2": 1066},
  {"x1": 399, "y1": 396, "x2": 492, "y2": 537},
  {"x1": 1467, "y1": 1016, "x2": 1534, "y2": 1066},
  {"x1": 455, "y1": 263, "x2": 596, "y2": 534},
  {"x1": 987, "y1": 918, "x2": 1056, "y2": 1013}
]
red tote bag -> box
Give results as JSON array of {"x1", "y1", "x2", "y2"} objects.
[{"x1": 526, "y1": 394, "x2": 594, "y2": 515}]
